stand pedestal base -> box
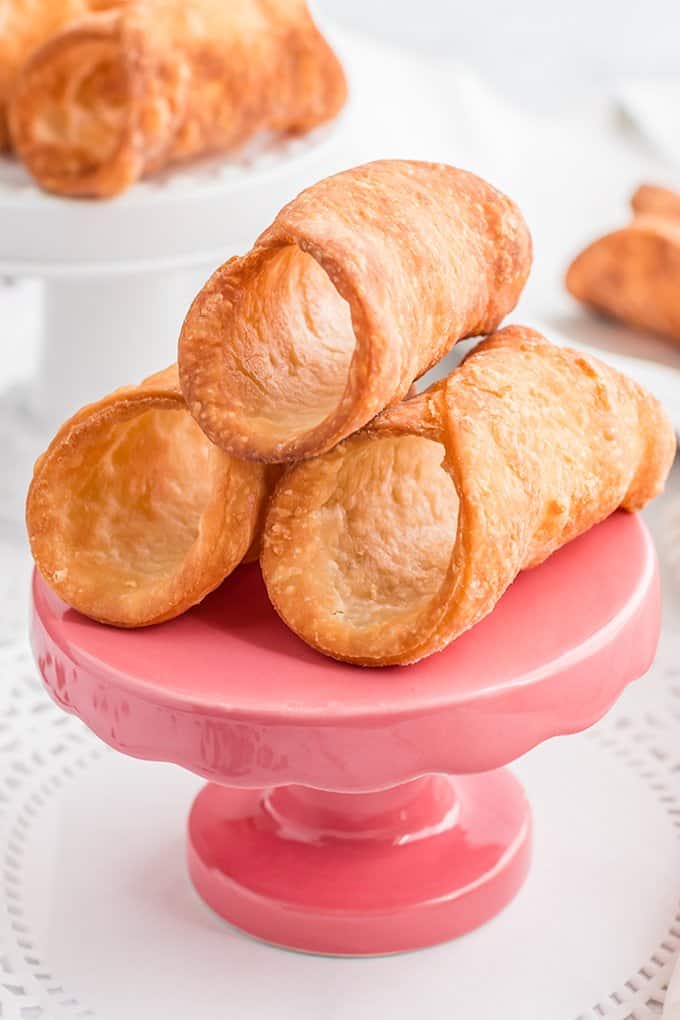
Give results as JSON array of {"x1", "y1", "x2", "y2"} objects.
[
  {"x1": 187, "y1": 771, "x2": 532, "y2": 956},
  {"x1": 31, "y1": 267, "x2": 214, "y2": 428}
]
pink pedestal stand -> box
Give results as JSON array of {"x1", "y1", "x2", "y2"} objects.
[{"x1": 30, "y1": 512, "x2": 660, "y2": 956}]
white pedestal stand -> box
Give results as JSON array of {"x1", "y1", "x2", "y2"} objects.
[{"x1": 0, "y1": 121, "x2": 350, "y2": 427}]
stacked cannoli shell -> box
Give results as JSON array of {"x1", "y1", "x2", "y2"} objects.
[{"x1": 27, "y1": 160, "x2": 676, "y2": 666}]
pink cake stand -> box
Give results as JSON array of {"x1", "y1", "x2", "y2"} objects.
[{"x1": 30, "y1": 511, "x2": 660, "y2": 956}]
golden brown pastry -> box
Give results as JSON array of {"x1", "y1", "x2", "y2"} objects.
[
  {"x1": 9, "y1": 0, "x2": 347, "y2": 198},
  {"x1": 631, "y1": 183, "x2": 680, "y2": 221},
  {"x1": 566, "y1": 212, "x2": 680, "y2": 343},
  {"x1": 261, "y1": 326, "x2": 675, "y2": 667},
  {"x1": 567, "y1": 183, "x2": 680, "y2": 343},
  {"x1": 26, "y1": 365, "x2": 270, "y2": 627},
  {"x1": 179, "y1": 160, "x2": 532, "y2": 463},
  {"x1": 0, "y1": 0, "x2": 111, "y2": 151}
]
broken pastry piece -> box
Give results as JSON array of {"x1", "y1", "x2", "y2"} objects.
[
  {"x1": 567, "y1": 183, "x2": 680, "y2": 342},
  {"x1": 261, "y1": 326, "x2": 675, "y2": 667},
  {"x1": 9, "y1": 0, "x2": 347, "y2": 197},
  {"x1": 26, "y1": 366, "x2": 270, "y2": 627},
  {"x1": 631, "y1": 183, "x2": 680, "y2": 222},
  {"x1": 179, "y1": 159, "x2": 532, "y2": 463}
]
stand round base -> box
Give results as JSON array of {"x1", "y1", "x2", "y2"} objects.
[{"x1": 187, "y1": 771, "x2": 532, "y2": 955}]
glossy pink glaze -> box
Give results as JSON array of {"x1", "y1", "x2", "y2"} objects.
[
  {"x1": 188, "y1": 772, "x2": 531, "y2": 954},
  {"x1": 32, "y1": 512, "x2": 660, "y2": 790},
  {"x1": 30, "y1": 512, "x2": 661, "y2": 954}
]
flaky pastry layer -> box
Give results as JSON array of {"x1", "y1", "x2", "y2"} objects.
[
  {"x1": 26, "y1": 365, "x2": 270, "y2": 626},
  {"x1": 179, "y1": 160, "x2": 532, "y2": 462},
  {"x1": 9, "y1": 0, "x2": 347, "y2": 197},
  {"x1": 261, "y1": 326, "x2": 676, "y2": 666}
]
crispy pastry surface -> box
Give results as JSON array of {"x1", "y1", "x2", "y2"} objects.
[
  {"x1": 566, "y1": 213, "x2": 680, "y2": 342},
  {"x1": 179, "y1": 160, "x2": 532, "y2": 462},
  {"x1": 631, "y1": 184, "x2": 680, "y2": 222},
  {"x1": 26, "y1": 365, "x2": 270, "y2": 627},
  {"x1": 0, "y1": 0, "x2": 110, "y2": 151},
  {"x1": 8, "y1": 0, "x2": 347, "y2": 197},
  {"x1": 261, "y1": 326, "x2": 675, "y2": 666}
]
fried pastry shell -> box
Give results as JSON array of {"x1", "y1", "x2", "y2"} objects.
[
  {"x1": 631, "y1": 183, "x2": 680, "y2": 222},
  {"x1": 0, "y1": 0, "x2": 111, "y2": 151},
  {"x1": 26, "y1": 365, "x2": 270, "y2": 627},
  {"x1": 179, "y1": 159, "x2": 532, "y2": 463},
  {"x1": 261, "y1": 326, "x2": 675, "y2": 666},
  {"x1": 9, "y1": 0, "x2": 347, "y2": 197},
  {"x1": 566, "y1": 214, "x2": 680, "y2": 343}
]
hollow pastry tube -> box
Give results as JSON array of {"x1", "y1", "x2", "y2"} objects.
[
  {"x1": 566, "y1": 213, "x2": 680, "y2": 343},
  {"x1": 26, "y1": 365, "x2": 271, "y2": 627},
  {"x1": 179, "y1": 159, "x2": 532, "y2": 463},
  {"x1": 0, "y1": 0, "x2": 105, "y2": 151},
  {"x1": 9, "y1": 0, "x2": 347, "y2": 197},
  {"x1": 261, "y1": 326, "x2": 675, "y2": 666}
]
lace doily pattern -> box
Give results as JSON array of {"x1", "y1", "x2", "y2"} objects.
[
  {"x1": 0, "y1": 541, "x2": 100, "y2": 1019},
  {"x1": 577, "y1": 707, "x2": 680, "y2": 1020}
]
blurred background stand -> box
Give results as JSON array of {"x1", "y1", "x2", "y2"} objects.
[{"x1": 0, "y1": 121, "x2": 350, "y2": 431}]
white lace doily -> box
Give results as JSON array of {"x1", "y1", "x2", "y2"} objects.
[{"x1": 1, "y1": 391, "x2": 679, "y2": 1020}]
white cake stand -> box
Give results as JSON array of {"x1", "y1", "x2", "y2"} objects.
[{"x1": 0, "y1": 119, "x2": 350, "y2": 427}]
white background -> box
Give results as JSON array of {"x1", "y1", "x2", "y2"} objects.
[
  {"x1": 319, "y1": 0, "x2": 680, "y2": 110},
  {"x1": 1, "y1": 6, "x2": 680, "y2": 1018}
]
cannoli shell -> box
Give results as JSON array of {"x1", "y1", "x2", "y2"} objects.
[
  {"x1": 261, "y1": 326, "x2": 675, "y2": 666},
  {"x1": 566, "y1": 214, "x2": 680, "y2": 342},
  {"x1": 9, "y1": 0, "x2": 347, "y2": 197},
  {"x1": 0, "y1": 0, "x2": 103, "y2": 150},
  {"x1": 631, "y1": 183, "x2": 680, "y2": 221},
  {"x1": 26, "y1": 365, "x2": 270, "y2": 626},
  {"x1": 179, "y1": 159, "x2": 532, "y2": 462}
]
